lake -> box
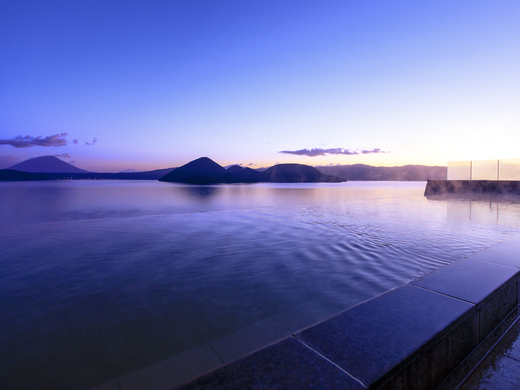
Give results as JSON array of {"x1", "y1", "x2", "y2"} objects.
[{"x1": 1, "y1": 180, "x2": 520, "y2": 389}]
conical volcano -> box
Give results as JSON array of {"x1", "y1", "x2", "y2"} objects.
[
  {"x1": 9, "y1": 156, "x2": 89, "y2": 173},
  {"x1": 159, "y1": 157, "x2": 227, "y2": 184}
]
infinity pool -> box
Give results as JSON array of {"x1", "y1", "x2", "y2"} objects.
[{"x1": 1, "y1": 181, "x2": 519, "y2": 389}]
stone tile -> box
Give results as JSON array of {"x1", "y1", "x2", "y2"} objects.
[
  {"x1": 493, "y1": 319, "x2": 520, "y2": 362},
  {"x1": 296, "y1": 285, "x2": 475, "y2": 388},
  {"x1": 412, "y1": 258, "x2": 519, "y2": 308},
  {"x1": 91, "y1": 379, "x2": 120, "y2": 390},
  {"x1": 459, "y1": 352, "x2": 520, "y2": 390},
  {"x1": 273, "y1": 298, "x2": 344, "y2": 333},
  {"x1": 118, "y1": 344, "x2": 223, "y2": 390},
  {"x1": 209, "y1": 317, "x2": 292, "y2": 364},
  {"x1": 176, "y1": 337, "x2": 365, "y2": 390},
  {"x1": 468, "y1": 239, "x2": 520, "y2": 268}
]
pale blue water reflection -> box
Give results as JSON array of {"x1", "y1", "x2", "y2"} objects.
[{"x1": 1, "y1": 181, "x2": 519, "y2": 389}]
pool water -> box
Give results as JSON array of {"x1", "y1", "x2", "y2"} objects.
[{"x1": 1, "y1": 181, "x2": 519, "y2": 389}]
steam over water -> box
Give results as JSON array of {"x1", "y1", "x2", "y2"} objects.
[{"x1": 1, "y1": 181, "x2": 520, "y2": 389}]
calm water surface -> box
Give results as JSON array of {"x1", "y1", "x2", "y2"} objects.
[{"x1": 1, "y1": 181, "x2": 520, "y2": 389}]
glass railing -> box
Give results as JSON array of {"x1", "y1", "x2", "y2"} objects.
[
  {"x1": 447, "y1": 161, "x2": 471, "y2": 180},
  {"x1": 499, "y1": 159, "x2": 520, "y2": 181},
  {"x1": 447, "y1": 158, "x2": 520, "y2": 181}
]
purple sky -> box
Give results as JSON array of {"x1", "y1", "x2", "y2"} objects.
[{"x1": 1, "y1": 1, "x2": 519, "y2": 171}]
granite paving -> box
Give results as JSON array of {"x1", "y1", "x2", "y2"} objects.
[
  {"x1": 412, "y1": 258, "x2": 519, "y2": 307},
  {"x1": 296, "y1": 285, "x2": 475, "y2": 388},
  {"x1": 175, "y1": 337, "x2": 365, "y2": 390},
  {"x1": 468, "y1": 237, "x2": 520, "y2": 268}
]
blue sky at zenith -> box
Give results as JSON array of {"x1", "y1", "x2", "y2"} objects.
[{"x1": 1, "y1": 0, "x2": 519, "y2": 172}]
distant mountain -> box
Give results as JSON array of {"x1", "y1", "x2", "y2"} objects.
[
  {"x1": 159, "y1": 158, "x2": 344, "y2": 184},
  {"x1": 260, "y1": 164, "x2": 343, "y2": 183},
  {"x1": 9, "y1": 156, "x2": 90, "y2": 173},
  {"x1": 4, "y1": 156, "x2": 175, "y2": 180},
  {"x1": 316, "y1": 164, "x2": 446, "y2": 181},
  {"x1": 3, "y1": 156, "x2": 445, "y2": 182},
  {"x1": 222, "y1": 165, "x2": 261, "y2": 183},
  {"x1": 159, "y1": 157, "x2": 228, "y2": 184}
]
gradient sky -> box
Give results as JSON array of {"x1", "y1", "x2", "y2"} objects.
[{"x1": 1, "y1": 0, "x2": 519, "y2": 172}]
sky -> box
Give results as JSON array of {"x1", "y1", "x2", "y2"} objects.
[{"x1": 1, "y1": 0, "x2": 519, "y2": 172}]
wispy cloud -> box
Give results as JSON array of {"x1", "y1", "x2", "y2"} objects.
[
  {"x1": 73, "y1": 139, "x2": 79, "y2": 144},
  {"x1": 54, "y1": 153, "x2": 71, "y2": 158},
  {"x1": 0, "y1": 133, "x2": 68, "y2": 148},
  {"x1": 279, "y1": 147, "x2": 388, "y2": 157},
  {"x1": 0, "y1": 155, "x2": 21, "y2": 168},
  {"x1": 85, "y1": 138, "x2": 97, "y2": 146},
  {"x1": 361, "y1": 148, "x2": 386, "y2": 154}
]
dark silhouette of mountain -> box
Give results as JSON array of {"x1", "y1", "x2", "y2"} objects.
[
  {"x1": 159, "y1": 159, "x2": 344, "y2": 184},
  {"x1": 222, "y1": 165, "x2": 261, "y2": 183},
  {"x1": 0, "y1": 169, "x2": 52, "y2": 181},
  {"x1": 316, "y1": 164, "x2": 446, "y2": 181},
  {"x1": 260, "y1": 164, "x2": 343, "y2": 183},
  {"x1": 9, "y1": 156, "x2": 90, "y2": 173},
  {"x1": 159, "y1": 157, "x2": 227, "y2": 184},
  {"x1": 3, "y1": 156, "x2": 443, "y2": 183},
  {"x1": 3, "y1": 154, "x2": 175, "y2": 180}
]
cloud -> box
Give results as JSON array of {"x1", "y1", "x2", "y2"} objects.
[
  {"x1": 0, "y1": 133, "x2": 68, "y2": 148},
  {"x1": 85, "y1": 138, "x2": 97, "y2": 146},
  {"x1": 0, "y1": 155, "x2": 21, "y2": 168},
  {"x1": 54, "y1": 153, "x2": 71, "y2": 158},
  {"x1": 279, "y1": 147, "x2": 388, "y2": 157},
  {"x1": 361, "y1": 148, "x2": 385, "y2": 154},
  {"x1": 73, "y1": 139, "x2": 78, "y2": 144}
]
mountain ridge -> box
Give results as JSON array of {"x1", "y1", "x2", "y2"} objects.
[
  {"x1": 3, "y1": 155, "x2": 446, "y2": 182},
  {"x1": 9, "y1": 155, "x2": 89, "y2": 173},
  {"x1": 158, "y1": 157, "x2": 344, "y2": 184},
  {"x1": 6, "y1": 155, "x2": 176, "y2": 180},
  {"x1": 260, "y1": 163, "x2": 342, "y2": 183}
]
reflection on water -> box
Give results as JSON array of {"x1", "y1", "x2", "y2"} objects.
[
  {"x1": 1, "y1": 181, "x2": 520, "y2": 389},
  {"x1": 0, "y1": 181, "x2": 425, "y2": 224},
  {"x1": 178, "y1": 185, "x2": 222, "y2": 200},
  {"x1": 431, "y1": 198, "x2": 520, "y2": 226}
]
